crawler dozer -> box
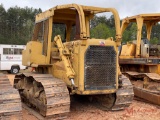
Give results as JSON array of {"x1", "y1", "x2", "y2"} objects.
[
  {"x1": 13, "y1": 4, "x2": 134, "y2": 118},
  {"x1": 119, "y1": 14, "x2": 160, "y2": 105}
]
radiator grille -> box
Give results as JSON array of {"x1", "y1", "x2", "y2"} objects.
[{"x1": 84, "y1": 45, "x2": 116, "y2": 90}]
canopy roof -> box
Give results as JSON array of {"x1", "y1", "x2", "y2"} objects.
[{"x1": 123, "y1": 13, "x2": 160, "y2": 23}]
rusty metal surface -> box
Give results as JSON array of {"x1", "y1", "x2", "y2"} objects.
[
  {"x1": 134, "y1": 87, "x2": 160, "y2": 105},
  {"x1": 0, "y1": 74, "x2": 22, "y2": 120},
  {"x1": 14, "y1": 73, "x2": 70, "y2": 119}
]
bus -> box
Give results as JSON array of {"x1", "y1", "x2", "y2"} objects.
[{"x1": 0, "y1": 44, "x2": 26, "y2": 74}]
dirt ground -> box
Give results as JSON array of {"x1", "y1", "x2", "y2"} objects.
[{"x1": 7, "y1": 74, "x2": 160, "y2": 120}]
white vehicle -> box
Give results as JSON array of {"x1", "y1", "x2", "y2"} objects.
[{"x1": 0, "y1": 44, "x2": 26, "y2": 74}]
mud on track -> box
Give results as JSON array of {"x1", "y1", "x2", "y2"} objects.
[{"x1": 7, "y1": 74, "x2": 160, "y2": 120}]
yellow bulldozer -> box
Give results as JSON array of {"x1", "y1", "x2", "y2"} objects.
[
  {"x1": 119, "y1": 14, "x2": 160, "y2": 105},
  {"x1": 2, "y1": 4, "x2": 134, "y2": 119}
]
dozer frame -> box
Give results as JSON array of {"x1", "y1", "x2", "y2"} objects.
[{"x1": 13, "y1": 4, "x2": 133, "y2": 118}]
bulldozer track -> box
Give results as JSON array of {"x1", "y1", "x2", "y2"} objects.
[
  {"x1": 124, "y1": 71, "x2": 160, "y2": 82},
  {"x1": 112, "y1": 75, "x2": 134, "y2": 110},
  {"x1": 93, "y1": 75, "x2": 134, "y2": 111},
  {"x1": 123, "y1": 71, "x2": 160, "y2": 105},
  {"x1": 14, "y1": 73, "x2": 70, "y2": 119},
  {"x1": 0, "y1": 73, "x2": 22, "y2": 120},
  {"x1": 22, "y1": 103, "x2": 47, "y2": 120}
]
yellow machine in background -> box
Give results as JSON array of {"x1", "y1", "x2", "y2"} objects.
[
  {"x1": 13, "y1": 4, "x2": 133, "y2": 118},
  {"x1": 119, "y1": 14, "x2": 160, "y2": 105}
]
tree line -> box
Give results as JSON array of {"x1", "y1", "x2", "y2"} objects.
[
  {"x1": 90, "y1": 15, "x2": 160, "y2": 44},
  {"x1": 0, "y1": 4, "x2": 160, "y2": 45},
  {"x1": 0, "y1": 4, "x2": 42, "y2": 45}
]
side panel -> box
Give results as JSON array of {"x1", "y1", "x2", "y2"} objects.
[
  {"x1": 120, "y1": 44, "x2": 136, "y2": 58},
  {"x1": 22, "y1": 41, "x2": 46, "y2": 66}
]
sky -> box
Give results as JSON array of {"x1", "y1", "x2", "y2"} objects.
[{"x1": 1, "y1": 0, "x2": 160, "y2": 19}]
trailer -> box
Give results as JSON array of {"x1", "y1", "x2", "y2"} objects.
[{"x1": 0, "y1": 44, "x2": 26, "y2": 74}]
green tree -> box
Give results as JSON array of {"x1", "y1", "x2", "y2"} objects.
[
  {"x1": 90, "y1": 15, "x2": 117, "y2": 39},
  {"x1": 0, "y1": 4, "x2": 7, "y2": 43},
  {"x1": 0, "y1": 5, "x2": 42, "y2": 45},
  {"x1": 122, "y1": 23, "x2": 137, "y2": 43},
  {"x1": 150, "y1": 37, "x2": 159, "y2": 44},
  {"x1": 90, "y1": 23, "x2": 112, "y2": 39},
  {"x1": 90, "y1": 15, "x2": 107, "y2": 29}
]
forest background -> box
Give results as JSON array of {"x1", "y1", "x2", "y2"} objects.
[{"x1": 0, "y1": 4, "x2": 160, "y2": 45}]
